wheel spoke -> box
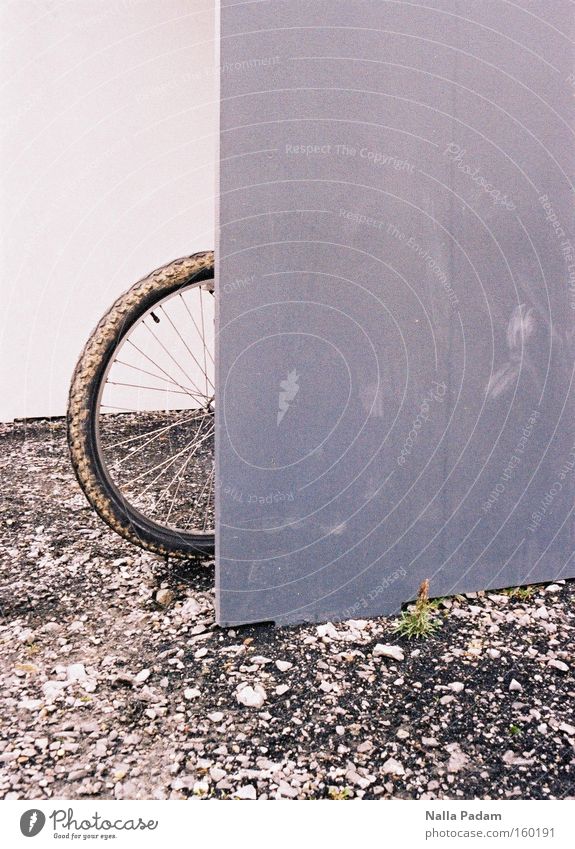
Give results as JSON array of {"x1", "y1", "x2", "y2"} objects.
[
  {"x1": 202, "y1": 468, "x2": 215, "y2": 531},
  {"x1": 101, "y1": 411, "x2": 203, "y2": 451},
  {"x1": 97, "y1": 279, "x2": 215, "y2": 536},
  {"x1": 159, "y1": 303, "x2": 215, "y2": 393},
  {"x1": 124, "y1": 338, "x2": 210, "y2": 404},
  {"x1": 180, "y1": 293, "x2": 215, "y2": 366},
  {"x1": 199, "y1": 288, "x2": 209, "y2": 397},
  {"x1": 107, "y1": 381, "x2": 194, "y2": 396},
  {"x1": 104, "y1": 412, "x2": 208, "y2": 466},
  {"x1": 125, "y1": 421, "x2": 214, "y2": 489},
  {"x1": 147, "y1": 412, "x2": 214, "y2": 511},
  {"x1": 142, "y1": 319, "x2": 208, "y2": 400},
  {"x1": 114, "y1": 358, "x2": 206, "y2": 399}
]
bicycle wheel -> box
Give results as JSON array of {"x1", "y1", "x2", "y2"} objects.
[{"x1": 67, "y1": 251, "x2": 215, "y2": 558}]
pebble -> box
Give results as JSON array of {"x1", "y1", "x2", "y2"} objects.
[
  {"x1": 233, "y1": 784, "x2": 257, "y2": 800},
  {"x1": 277, "y1": 781, "x2": 298, "y2": 799},
  {"x1": 446, "y1": 743, "x2": 469, "y2": 773},
  {"x1": 509, "y1": 679, "x2": 523, "y2": 692},
  {"x1": 156, "y1": 589, "x2": 176, "y2": 607},
  {"x1": 210, "y1": 767, "x2": 226, "y2": 782},
  {"x1": 179, "y1": 598, "x2": 202, "y2": 618},
  {"x1": 317, "y1": 623, "x2": 340, "y2": 641},
  {"x1": 448, "y1": 682, "x2": 465, "y2": 693},
  {"x1": 184, "y1": 688, "x2": 201, "y2": 700},
  {"x1": 42, "y1": 681, "x2": 67, "y2": 701},
  {"x1": 236, "y1": 684, "x2": 267, "y2": 709},
  {"x1": 275, "y1": 661, "x2": 292, "y2": 672},
  {"x1": 66, "y1": 663, "x2": 87, "y2": 682},
  {"x1": 135, "y1": 669, "x2": 151, "y2": 683},
  {"x1": 502, "y1": 750, "x2": 535, "y2": 766},
  {"x1": 111, "y1": 672, "x2": 134, "y2": 687},
  {"x1": 207, "y1": 712, "x2": 224, "y2": 723},
  {"x1": 275, "y1": 685, "x2": 290, "y2": 696},
  {"x1": 548, "y1": 660, "x2": 569, "y2": 673},
  {"x1": 373, "y1": 644, "x2": 405, "y2": 662},
  {"x1": 382, "y1": 757, "x2": 405, "y2": 776}
]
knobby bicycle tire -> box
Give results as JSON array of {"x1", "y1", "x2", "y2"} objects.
[{"x1": 67, "y1": 251, "x2": 215, "y2": 559}]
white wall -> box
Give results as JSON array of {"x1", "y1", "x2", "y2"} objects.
[{"x1": 0, "y1": 0, "x2": 216, "y2": 421}]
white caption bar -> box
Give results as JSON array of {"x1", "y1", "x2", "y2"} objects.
[{"x1": 1, "y1": 799, "x2": 574, "y2": 848}]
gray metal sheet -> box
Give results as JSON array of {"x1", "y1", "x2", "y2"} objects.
[{"x1": 216, "y1": 0, "x2": 575, "y2": 625}]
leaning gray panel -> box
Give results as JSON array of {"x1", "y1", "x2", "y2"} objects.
[{"x1": 216, "y1": 0, "x2": 575, "y2": 625}]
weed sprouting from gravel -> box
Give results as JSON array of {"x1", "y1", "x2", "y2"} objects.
[
  {"x1": 502, "y1": 585, "x2": 537, "y2": 601},
  {"x1": 394, "y1": 578, "x2": 442, "y2": 640},
  {"x1": 328, "y1": 786, "x2": 352, "y2": 800}
]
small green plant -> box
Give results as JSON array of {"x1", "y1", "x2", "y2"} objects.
[
  {"x1": 394, "y1": 579, "x2": 441, "y2": 640},
  {"x1": 327, "y1": 786, "x2": 352, "y2": 800},
  {"x1": 502, "y1": 585, "x2": 535, "y2": 601},
  {"x1": 509, "y1": 724, "x2": 522, "y2": 736}
]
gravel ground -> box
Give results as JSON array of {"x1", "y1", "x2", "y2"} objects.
[{"x1": 1, "y1": 419, "x2": 574, "y2": 800}]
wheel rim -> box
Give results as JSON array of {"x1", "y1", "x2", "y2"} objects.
[{"x1": 95, "y1": 280, "x2": 215, "y2": 538}]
